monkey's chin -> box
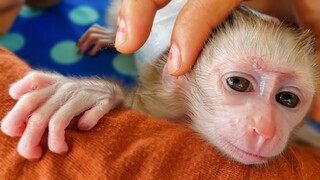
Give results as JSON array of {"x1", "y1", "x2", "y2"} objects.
[{"x1": 226, "y1": 142, "x2": 270, "y2": 165}]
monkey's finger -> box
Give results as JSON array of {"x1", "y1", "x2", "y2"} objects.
[
  {"x1": 78, "y1": 99, "x2": 114, "y2": 131},
  {"x1": 9, "y1": 71, "x2": 56, "y2": 100},
  {"x1": 77, "y1": 24, "x2": 113, "y2": 47},
  {"x1": 1, "y1": 86, "x2": 54, "y2": 137},
  {"x1": 77, "y1": 24, "x2": 100, "y2": 46},
  {"x1": 89, "y1": 39, "x2": 114, "y2": 56},
  {"x1": 114, "y1": 0, "x2": 170, "y2": 54},
  {"x1": 47, "y1": 94, "x2": 98, "y2": 153},
  {"x1": 78, "y1": 34, "x2": 112, "y2": 55},
  {"x1": 17, "y1": 115, "x2": 48, "y2": 160},
  {"x1": 17, "y1": 89, "x2": 69, "y2": 160},
  {"x1": 168, "y1": 0, "x2": 243, "y2": 76}
]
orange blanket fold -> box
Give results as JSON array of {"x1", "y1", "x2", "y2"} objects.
[{"x1": 0, "y1": 46, "x2": 320, "y2": 179}]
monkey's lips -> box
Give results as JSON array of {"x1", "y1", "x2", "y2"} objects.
[{"x1": 226, "y1": 141, "x2": 270, "y2": 165}]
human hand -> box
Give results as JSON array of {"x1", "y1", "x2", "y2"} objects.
[
  {"x1": 114, "y1": 0, "x2": 244, "y2": 76},
  {"x1": 1, "y1": 71, "x2": 125, "y2": 160},
  {"x1": 115, "y1": 0, "x2": 320, "y2": 77}
]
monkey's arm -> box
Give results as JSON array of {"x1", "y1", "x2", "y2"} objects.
[
  {"x1": 77, "y1": 24, "x2": 116, "y2": 56},
  {"x1": 1, "y1": 71, "x2": 126, "y2": 160}
]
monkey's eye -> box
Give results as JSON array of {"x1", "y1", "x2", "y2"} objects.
[
  {"x1": 226, "y1": 76, "x2": 251, "y2": 92},
  {"x1": 276, "y1": 91, "x2": 299, "y2": 108}
]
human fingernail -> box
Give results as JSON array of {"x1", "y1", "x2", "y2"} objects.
[
  {"x1": 115, "y1": 18, "x2": 127, "y2": 47},
  {"x1": 168, "y1": 43, "x2": 181, "y2": 75}
]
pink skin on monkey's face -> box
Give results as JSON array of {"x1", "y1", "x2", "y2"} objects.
[{"x1": 192, "y1": 58, "x2": 314, "y2": 165}]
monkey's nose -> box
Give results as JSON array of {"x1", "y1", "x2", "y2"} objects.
[{"x1": 252, "y1": 125, "x2": 276, "y2": 147}]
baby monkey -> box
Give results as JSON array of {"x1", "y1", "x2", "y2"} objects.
[{"x1": 1, "y1": 5, "x2": 318, "y2": 165}]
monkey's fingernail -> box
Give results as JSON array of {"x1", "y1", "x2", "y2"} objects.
[
  {"x1": 78, "y1": 123, "x2": 90, "y2": 131},
  {"x1": 168, "y1": 43, "x2": 181, "y2": 75},
  {"x1": 115, "y1": 18, "x2": 127, "y2": 47}
]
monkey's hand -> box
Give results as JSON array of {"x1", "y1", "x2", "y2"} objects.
[
  {"x1": 0, "y1": 71, "x2": 126, "y2": 160},
  {"x1": 77, "y1": 24, "x2": 116, "y2": 56}
]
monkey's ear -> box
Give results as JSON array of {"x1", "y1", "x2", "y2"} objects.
[{"x1": 161, "y1": 63, "x2": 184, "y2": 93}]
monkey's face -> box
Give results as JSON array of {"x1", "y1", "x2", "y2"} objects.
[
  {"x1": 189, "y1": 56, "x2": 315, "y2": 165},
  {"x1": 158, "y1": 7, "x2": 317, "y2": 164}
]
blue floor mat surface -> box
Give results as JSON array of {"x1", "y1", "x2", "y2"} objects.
[{"x1": 0, "y1": 0, "x2": 137, "y2": 86}]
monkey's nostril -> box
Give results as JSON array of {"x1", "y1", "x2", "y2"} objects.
[{"x1": 253, "y1": 127, "x2": 274, "y2": 142}]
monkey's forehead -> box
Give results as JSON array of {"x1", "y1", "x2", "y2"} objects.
[
  {"x1": 200, "y1": 7, "x2": 316, "y2": 77},
  {"x1": 211, "y1": 7, "x2": 312, "y2": 58},
  {"x1": 199, "y1": 49, "x2": 316, "y2": 88}
]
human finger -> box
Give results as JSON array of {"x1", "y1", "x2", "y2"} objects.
[
  {"x1": 114, "y1": 0, "x2": 170, "y2": 54},
  {"x1": 168, "y1": 0, "x2": 243, "y2": 76},
  {"x1": 292, "y1": 0, "x2": 320, "y2": 50}
]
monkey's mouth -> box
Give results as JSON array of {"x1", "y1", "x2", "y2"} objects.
[{"x1": 226, "y1": 141, "x2": 269, "y2": 165}]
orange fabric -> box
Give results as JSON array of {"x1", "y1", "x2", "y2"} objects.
[{"x1": 0, "y1": 46, "x2": 320, "y2": 179}]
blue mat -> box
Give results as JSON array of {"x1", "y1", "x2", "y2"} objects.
[{"x1": 0, "y1": 0, "x2": 137, "y2": 87}]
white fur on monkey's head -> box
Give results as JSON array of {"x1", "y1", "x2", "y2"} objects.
[
  {"x1": 182, "y1": 6, "x2": 318, "y2": 165},
  {"x1": 198, "y1": 6, "x2": 318, "y2": 91}
]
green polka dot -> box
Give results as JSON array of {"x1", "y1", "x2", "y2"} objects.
[
  {"x1": 0, "y1": 32, "x2": 25, "y2": 52},
  {"x1": 50, "y1": 41, "x2": 83, "y2": 65},
  {"x1": 69, "y1": 6, "x2": 99, "y2": 26},
  {"x1": 112, "y1": 54, "x2": 138, "y2": 77},
  {"x1": 19, "y1": 6, "x2": 44, "y2": 18}
]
